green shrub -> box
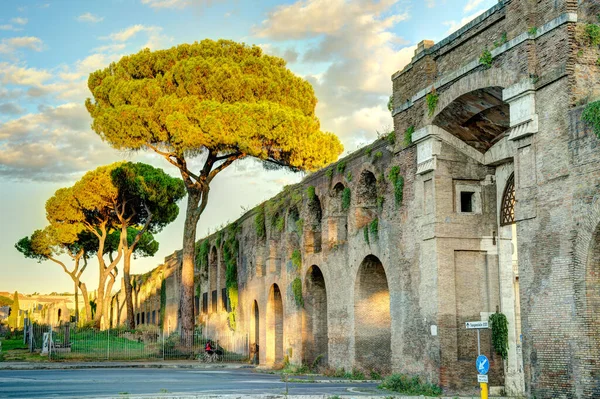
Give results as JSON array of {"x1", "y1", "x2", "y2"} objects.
[
  {"x1": 275, "y1": 216, "x2": 285, "y2": 232},
  {"x1": 377, "y1": 196, "x2": 384, "y2": 213},
  {"x1": 291, "y1": 249, "x2": 302, "y2": 271},
  {"x1": 387, "y1": 94, "x2": 393, "y2": 112},
  {"x1": 337, "y1": 161, "x2": 346, "y2": 174},
  {"x1": 325, "y1": 168, "x2": 334, "y2": 179},
  {"x1": 363, "y1": 226, "x2": 370, "y2": 245},
  {"x1": 306, "y1": 186, "x2": 316, "y2": 201},
  {"x1": 291, "y1": 278, "x2": 303, "y2": 307},
  {"x1": 479, "y1": 49, "x2": 493, "y2": 69},
  {"x1": 387, "y1": 130, "x2": 396, "y2": 145},
  {"x1": 295, "y1": 218, "x2": 304, "y2": 234},
  {"x1": 369, "y1": 218, "x2": 379, "y2": 240},
  {"x1": 373, "y1": 151, "x2": 383, "y2": 162},
  {"x1": 528, "y1": 26, "x2": 538, "y2": 36},
  {"x1": 586, "y1": 23, "x2": 600, "y2": 46},
  {"x1": 379, "y1": 373, "x2": 442, "y2": 396},
  {"x1": 346, "y1": 172, "x2": 353, "y2": 182},
  {"x1": 341, "y1": 187, "x2": 351, "y2": 211},
  {"x1": 403, "y1": 125, "x2": 414, "y2": 146},
  {"x1": 426, "y1": 90, "x2": 438, "y2": 117},
  {"x1": 195, "y1": 239, "x2": 210, "y2": 271},
  {"x1": 582, "y1": 100, "x2": 600, "y2": 137},
  {"x1": 365, "y1": 147, "x2": 373, "y2": 157}
]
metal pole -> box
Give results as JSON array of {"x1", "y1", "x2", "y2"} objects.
[
  {"x1": 162, "y1": 330, "x2": 165, "y2": 361},
  {"x1": 477, "y1": 329, "x2": 481, "y2": 356}
]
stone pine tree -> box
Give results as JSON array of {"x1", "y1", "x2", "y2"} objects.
[
  {"x1": 8, "y1": 291, "x2": 20, "y2": 329},
  {"x1": 15, "y1": 227, "x2": 93, "y2": 324},
  {"x1": 85, "y1": 39, "x2": 344, "y2": 340},
  {"x1": 45, "y1": 162, "x2": 184, "y2": 328},
  {"x1": 111, "y1": 162, "x2": 185, "y2": 329}
]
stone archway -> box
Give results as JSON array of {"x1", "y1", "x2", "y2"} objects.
[
  {"x1": 251, "y1": 300, "x2": 260, "y2": 364},
  {"x1": 209, "y1": 246, "x2": 218, "y2": 313},
  {"x1": 266, "y1": 284, "x2": 284, "y2": 365},
  {"x1": 354, "y1": 255, "x2": 391, "y2": 372},
  {"x1": 302, "y1": 265, "x2": 328, "y2": 367}
]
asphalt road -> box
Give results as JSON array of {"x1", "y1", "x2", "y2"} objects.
[{"x1": 0, "y1": 368, "x2": 381, "y2": 398}]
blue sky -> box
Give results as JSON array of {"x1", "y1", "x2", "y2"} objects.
[{"x1": 0, "y1": 0, "x2": 497, "y2": 294}]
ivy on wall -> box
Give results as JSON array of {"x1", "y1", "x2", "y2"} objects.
[
  {"x1": 489, "y1": 312, "x2": 509, "y2": 360},
  {"x1": 195, "y1": 239, "x2": 210, "y2": 274},
  {"x1": 254, "y1": 204, "x2": 266, "y2": 239},
  {"x1": 223, "y1": 222, "x2": 241, "y2": 330},
  {"x1": 160, "y1": 278, "x2": 166, "y2": 328},
  {"x1": 342, "y1": 187, "x2": 351, "y2": 211},
  {"x1": 403, "y1": 126, "x2": 414, "y2": 147},
  {"x1": 291, "y1": 249, "x2": 302, "y2": 271},
  {"x1": 388, "y1": 166, "x2": 404, "y2": 207},
  {"x1": 292, "y1": 278, "x2": 303, "y2": 307},
  {"x1": 426, "y1": 89, "x2": 439, "y2": 117},
  {"x1": 583, "y1": 100, "x2": 600, "y2": 137}
]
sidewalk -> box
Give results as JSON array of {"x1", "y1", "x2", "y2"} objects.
[{"x1": 0, "y1": 360, "x2": 255, "y2": 370}]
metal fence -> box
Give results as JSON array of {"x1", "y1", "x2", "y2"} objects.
[{"x1": 2, "y1": 321, "x2": 249, "y2": 362}]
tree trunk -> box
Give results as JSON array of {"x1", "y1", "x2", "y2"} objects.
[
  {"x1": 180, "y1": 189, "x2": 202, "y2": 345},
  {"x1": 79, "y1": 282, "x2": 92, "y2": 323},
  {"x1": 74, "y1": 280, "x2": 79, "y2": 325},
  {"x1": 103, "y1": 273, "x2": 116, "y2": 327},
  {"x1": 123, "y1": 229, "x2": 135, "y2": 329},
  {"x1": 94, "y1": 271, "x2": 106, "y2": 329}
]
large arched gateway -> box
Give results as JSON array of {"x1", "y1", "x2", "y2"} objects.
[
  {"x1": 302, "y1": 265, "x2": 328, "y2": 366},
  {"x1": 266, "y1": 284, "x2": 284, "y2": 365},
  {"x1": 354, "y1": 255, "x2": 391, "y2": 372}
]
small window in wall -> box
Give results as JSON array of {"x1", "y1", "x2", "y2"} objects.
[
  {"x1": 136, "y1": 313, "x2": 140, "y2": 325},
  {"x1": 460, "y1": 191, "x2": 474, "y2": 213},
  {"x1": 141, "y1": 312, "x2": 145, "y2": 324},
  {"x1": 194, "y1": 295, "x2": 200, "y2": 316},
  {"x1": 152, "y1": 310, "x2": 156, "y2": 325},
  {"x1": 454, "y1": 180, "x2": 482, "y2": 214},
  {"x1": 202, "y1": 292, "x2": 208, "y2": 314}
]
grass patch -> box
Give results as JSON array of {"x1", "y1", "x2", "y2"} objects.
[{"x1": 379, "y1": 373, "x2": 442, "y2": 396}]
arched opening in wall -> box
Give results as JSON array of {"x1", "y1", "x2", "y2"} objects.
[
  {"x1": 219, "y1": 246, "x2": 227, "y2": 312},
  {"x1": 433, "y1": 87, "x2": 509, "y2": 153},
  {"x1": 328, "y1": 183, "x2": 348, "y2": 245},
  {"x1": 330, "y1": 182, "x2": 347, "y2": 215},
  {"x1": 57, "y1": 309, "x2": 61, "y2": 321},
  {"x1": 209, "y1": 246, "x2": 218, "y2": 313},
  {"x1": 501, "y1": 174, "x2": 522, "y2": 341},
  {"x1": 302, "y1": 265, "x2": 328, "y2": 367},
  {"x1": 266, "y1": 284, "x2": 284, "y2": 365},
  {"x1": 251, "y1": 300, "x2": 260, "y2": 364},
  {"x1": 354, "y1": 255, "x2": 391, "y2": 372},
  {"x1": 585, "y1": 222, "x2": 600, "y2": 393},
  {"x1": 287, "y1": 206, "x2": 300, "y2": 234},
  {"x1": 306, "y1": 194, "x2": 323, "y2": 253},
  {"x1": 357, "y1": 170, "x2": 377, "y2": 208}
]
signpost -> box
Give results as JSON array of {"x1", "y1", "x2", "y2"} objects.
[{"x1": 466, "y1": 321, "x2": 489, "y2": 399}]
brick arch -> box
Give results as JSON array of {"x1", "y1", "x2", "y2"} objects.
[
  {"x1": 266, "y1": 283, "x2": 284, "y2": 365},
  {"x1": 356, "y1": 169, "x2": 378, "y2": 208},
  {"x1": 302, "y1": 265, "x2": 328, "y2": 367},
  {"x1": 573, "y1": 195, "x2": 600, "y2": 397},
  {"x1": 353, "y1": 254, "x2": 391, "y2": 373},
  {"x1": 432, "y1": 68, "x2": 517, "y2": 120},
  {"x1": 250, "y1": 300, "x2": 260, "y2": 364}
]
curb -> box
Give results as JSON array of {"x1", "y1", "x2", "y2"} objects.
[{"x1": 0, "y1": 362, "x2": 256, "y2": 371}]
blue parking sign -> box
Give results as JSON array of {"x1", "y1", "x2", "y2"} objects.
[{"x1": 476, "y1": 355, "x2": 489, "y2": 375}]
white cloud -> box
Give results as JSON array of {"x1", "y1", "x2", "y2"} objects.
[
  {"x1": 11, "y1": 17, "x2": 28, "y2": 25},
  {"x1": 0, "y1": 36, "x2": 44, "y2": 53},
  {"x1": 92, "y1": 43, "x2": 126, "y2": 53},
  {"x1": 464, "y1": 0, "x2": 484, "y2": 12},
  {"x1": 443, "y1": 8, "x2": 486, "y2": 36},
  {"x1": 0, "y1": 103, "x2": 25, "y2": 115},
  {"x1": 0, "y1": 25, "x2": 21, "y2": 31},
  {"x1": 77, "y1": 12, "x2": 104, "y2": 23},
  {"x1": 256, "y1": 0, "x2": 414, "y2": 148},
  {"x1": 141, "y1": 0, "x2": 190, "y2": 8},
  {"x1": 0, "y1": 63, "x2": 51, "y2": 86}
]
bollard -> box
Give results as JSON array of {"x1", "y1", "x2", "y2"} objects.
[{"x1": 480, "y1": 382, "x2": 488, "y2": 399}]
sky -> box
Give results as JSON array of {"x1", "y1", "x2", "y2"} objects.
[{"x1": 0, "y1": 0, "x2": 497, "y2": 294}]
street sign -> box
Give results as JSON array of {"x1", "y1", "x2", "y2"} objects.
[
  {"x1": 477, "y1": 374, "x2": 488, "y2": 383},
  {"x1": 466, "y1": 321, "x2": 489, "y2": 329},
  {"x1": 476, "y1": 354, "x2": 490, "y2": 375}
]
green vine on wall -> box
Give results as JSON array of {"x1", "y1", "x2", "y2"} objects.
[
  {"x1": 387, "y1": 130, "x2": 396, "y2": 145},
  {"x1": 254, "y1": 204, "x2": 266, "y2": 239},
  {"x1": 195, "y1": 239, "x2": 210, "y2": 273},
  {"x1": 586, "y1": 23, "x2": 600, "y2": 46},
  {"x1": 223, "y1": 223, "x2": 240, "y2": 330},
  {"x1": 292, "y1": 277, "x2": 303, "y2": 307},
  {"x1": 426, "y1": 89, "x2": 439, "y2": 117},
  {"x1": 337, "y1": 160, "x2": 347, "y2": 175},
  {"x1": 582, "y1": 100, "x2": 600, "y2": 137},
  {"x1": 388, "y1": 166, "x2": 405, "y2": 207},
  {"x1": 403, "y1": 126, "x2": 414, "y2": 146},
  {"x1": 342, "y1": 187, "x2": 351, "y2": 211},
  {"x1": 489, "y1": 312, "x2": 509, "y2": 360},
  {"x1": 291, "y1": 249, "x2": 302, "y2": 271},
  {"x1": 363, "y1": 226, "x2": 370, "y2": 245},
  {"x1": 307, "y1": 186, "x2": 316, "y2": 202},
  {"x1": 370, "y1": 218, "x2": 379, "y2": 240}
]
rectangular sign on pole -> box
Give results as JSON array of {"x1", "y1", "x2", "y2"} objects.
[
  {"x1": 466, "y1": 321, "x2": 489, "y2": 329},
  {"x1": 478, "y1": 374, "x2": 489, "y2": 383}
]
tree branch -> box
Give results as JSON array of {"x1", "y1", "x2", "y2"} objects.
[{"x1": 207, "y1": 152, "x2": 245, "y2": 183}]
